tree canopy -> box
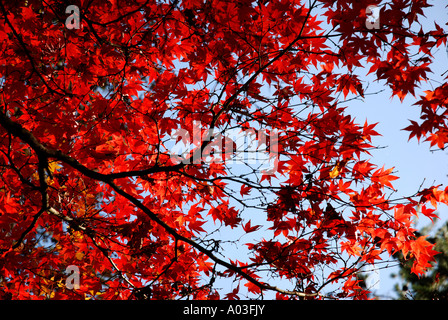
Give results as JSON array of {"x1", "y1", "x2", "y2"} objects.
[
  {"x1": 0, "y1": 0, "x2": 447, "y2": 300},
  {"x1": 392, "y1": 220, "x2": 448, "y2": 300}
]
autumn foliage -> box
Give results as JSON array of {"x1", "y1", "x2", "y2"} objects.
[{"x1": 0, "y1": 0, "x2": 447, "y2": 300}]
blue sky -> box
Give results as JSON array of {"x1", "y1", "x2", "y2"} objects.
[{"x1": 345, "y1": 77, "x2": 448, "y2": 299}]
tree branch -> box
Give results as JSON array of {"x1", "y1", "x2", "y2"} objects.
[
  {"x1": 0, "y1": 110, "x2": 183, "y2": 181},
  {"x1": 0, "y1": 109, "x2": 318, "y2": 298},
  {"x1": 0, "y1": 1, "x2": 65, "y2": 96}
]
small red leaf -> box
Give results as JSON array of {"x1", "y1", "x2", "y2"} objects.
[{"x1": 242, "y1": 221, "x2": 261, "y2": 233}]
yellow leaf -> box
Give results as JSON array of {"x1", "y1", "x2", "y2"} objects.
[
  {"x1": 75, "y1": 251, "x2": 85, "y2": 260},
  {"x1": 329, "y1": 159, "x2": 349, "y2": 178},
  {"x1": 57, "y1": 280, "x2": 65, "y2": 288},
  {"x1": 71, "y1": 230, "x2": 84, "y2": 241},
  {"x1": 329, "y1": 165, "x2": 340, "y2": 178},
  {"x1": 48, "y1": 160, "x2": 62, "y2": 174},
  {"x1": 40, "y1": 286, "x2": 55, "y2": 299}
]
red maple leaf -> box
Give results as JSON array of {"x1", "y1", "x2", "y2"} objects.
[{"x1": 0, "y1": 0, "x2": 446, "y2": 301}]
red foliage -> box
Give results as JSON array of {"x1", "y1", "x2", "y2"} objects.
[{"x1": 0, "y1": 0, "x2": 447, "y2": 300}]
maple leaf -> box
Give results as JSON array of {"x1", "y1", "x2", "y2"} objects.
[
  {"x1": 402, "y1": 120, "x2": 424, "y2": 142},
  {"x1": 0, "y1": 0, "x2": 447, "y2": 301},
  {"x1": 341, "y1": 240, "x2": 362, "y2": 257},
  {"x1": 371, "y1": 166, "x2": 399, "y2": 190},
  {"x1": 409, "y1": 236, "x2": 439, "y2": 277},
  {"x1": 240, "y1": 184, "x2": 252, "y2": 197},
  {"x1": 188, "y1": 219, "x2": 207, "y2": 235},
  {"x1": 225, "y1": 285, "x2": 240, "y2": 300},
  {"x1": 242, "y1": 221, "x2": 262, "y2": 234}
]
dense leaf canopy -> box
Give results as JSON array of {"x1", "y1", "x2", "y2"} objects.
[{"x1": 0, "y1": 0, "x2": 447, "y2": 299}]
